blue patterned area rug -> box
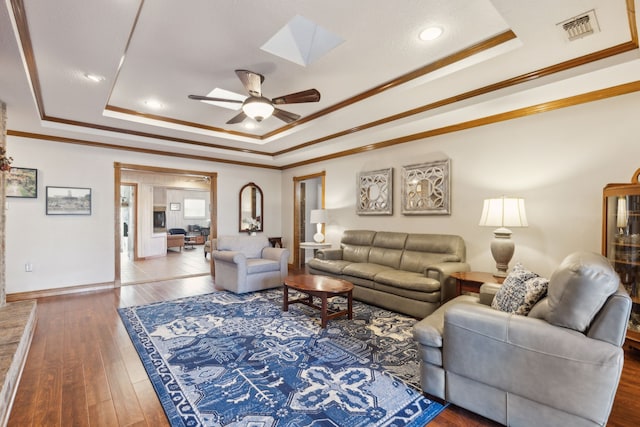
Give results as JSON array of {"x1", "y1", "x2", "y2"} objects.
[{"x1": 118, "y1": 289, "x2": 446, "y2": 427}]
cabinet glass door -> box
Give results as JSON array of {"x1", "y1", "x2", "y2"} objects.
[{"x1": 603, "y1": 177, "x2": 640, "y2": 345}]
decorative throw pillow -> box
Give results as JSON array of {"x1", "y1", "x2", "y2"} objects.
[{"x1": 491, "y1": 263, "x2": 549, "y2": 315}]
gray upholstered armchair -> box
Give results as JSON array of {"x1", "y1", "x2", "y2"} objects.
[
  {"x1": 413, "y1": 251, "x2": 631, "y2": 427},
  {"x1": 212, "y1": 235, "x2": 290, "y2": 294}
]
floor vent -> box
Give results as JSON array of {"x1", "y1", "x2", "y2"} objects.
[{"x1": 558, "y1": 10, "x2": 600, "y2": 41}]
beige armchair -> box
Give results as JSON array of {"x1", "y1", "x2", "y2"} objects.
[
  {"x1": 413, "y1": 252, "x2": 631, "y2": 427},
  {"x1": 212, "y1": 235, "x2": 290, "y2": 294}
]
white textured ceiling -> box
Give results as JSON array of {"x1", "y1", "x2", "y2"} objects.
[{"x1": 1, "y1": 0, "x2": 639, "y2": 168}]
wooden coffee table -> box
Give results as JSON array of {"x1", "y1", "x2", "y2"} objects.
[{"x1": 283, "y1": 274, "x2": 353, "y2": 328}]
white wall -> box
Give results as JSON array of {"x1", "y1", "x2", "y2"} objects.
[
  {"x1": 5, "y1": 137, "x2": 282, "y2": 294},
  {"x1": 281, "y1": 91, "x2": 640, "y2": 278},
  {"x1": 6, "y1": 90, "x2": 640, "y2": 293}
]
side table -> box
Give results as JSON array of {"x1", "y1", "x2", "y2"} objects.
[
  {"x1": 299, "y1": 242, "x2": 331, "y2": 268},
  {"x1": 450, "y1": 271, "x2": 504, "y2": 296}
]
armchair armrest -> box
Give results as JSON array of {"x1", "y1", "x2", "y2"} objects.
[
  {"x1": 211, "y1": 250, "x2": 246, "y2": 265},
  {"x1": 315, "y1": 248, "x2": 343, "y2": 260},
  {"x1": 262, "y1": 247, "x2": 289, "y2": 261},
  {"x1": 444, "y1": 304, "x2": 623, "y2": 423},
  {"x1": 426, "y1": 262, "x2": 470, "y2": 303}
]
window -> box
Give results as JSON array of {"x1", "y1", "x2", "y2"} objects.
[{"x1": 184, "y1": 198, "x2": 206, "y2": 219}]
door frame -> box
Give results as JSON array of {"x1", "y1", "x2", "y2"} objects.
[
  {"x1": 113, "y1": 162, "x2": 218, "y2": 287},
  {"x1": 293, "y1": 171, "x2": 326, "y2": 269}
]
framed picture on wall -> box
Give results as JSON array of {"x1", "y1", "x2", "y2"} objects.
[
  {"x1": 6, "y1": 167, "x2": 37, "y2": 198},
  {"x1": 356, "y1": 168, "x2": 393, "y2": 215},
  {"x1": 401, "y1": 159, "x2": 451, "y2": 215},
  {"x1": 170, "y1": 202, "x2": 181, "y2": 211},
  {"x1": 46, "y1": 186, "x2": 92, "y2": 215}
]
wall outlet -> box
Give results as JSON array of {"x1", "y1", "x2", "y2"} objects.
[{"x1": 25, "y1": 263, "x2": 33, "y2": 272}]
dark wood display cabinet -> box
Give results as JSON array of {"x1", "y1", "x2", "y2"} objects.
[{"x1": 603, "y1": 168, "x2": 640, "y2": 348}]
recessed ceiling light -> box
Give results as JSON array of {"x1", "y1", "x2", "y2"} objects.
[
  {"x1": 419, "y1": 26, "x2": 443, "y2": 41},
  {"x1": 84, "y1": 73, "x2": 105, "y2": 83},
  {"x1": 144, "y1": 99, "x2": 164, "y2": 110},
  {"x1": 244, "y1": 122, "x2": 256, "y2": 130}
]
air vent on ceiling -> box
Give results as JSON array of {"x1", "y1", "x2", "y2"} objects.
[{"x1": 557, "y1": 10, "x2": 600, "y2": 41}]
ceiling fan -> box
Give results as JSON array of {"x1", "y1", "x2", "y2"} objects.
[{"x1": 188, "y1": 69, "x2": 321, "y2": 124}]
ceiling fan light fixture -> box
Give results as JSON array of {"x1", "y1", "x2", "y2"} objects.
[{"x1": 242, "y1": 97, "x2": 274, "y2": 122}]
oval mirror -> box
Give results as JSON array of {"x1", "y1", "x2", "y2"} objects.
[{"x1": 239, "y1": 182, "x2": 263, "y2": 233}]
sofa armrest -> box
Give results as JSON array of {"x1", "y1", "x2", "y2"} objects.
[
  {"x1": 315, "y1": 248, "x2": 343, "y2": 260},
  {"x1": 444, "y1": 304, "x2": 623, "y2": 422},
  {"x1": 426, "y1": 262, "x2": 470, "y2": 303}
]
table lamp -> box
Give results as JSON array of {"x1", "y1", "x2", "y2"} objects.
[
  {"x1": 479, "y1": 196, "x2": 528, "y2": 277},
  {"x1": 310, "y1": 209, "x2": 328, "y2": 243}
]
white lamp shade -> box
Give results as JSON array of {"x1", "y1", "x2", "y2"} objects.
[
  {"x1": 310, "y1": 209, "x2": 328, "y2": 224},
  {"x1": 242, "y1": 97, "x2": 274, "y2": 121},
  {"x1": 479, "y1": 197, "x2": 528, "y2": 228}
]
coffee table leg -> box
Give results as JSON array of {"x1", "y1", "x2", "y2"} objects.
[
  {"x1": 347, "y1": 290, "x2": 353, "y2": 320},
  {"x1": 321, "y1": 295, "x2": 328, "y2": 328},
  {"x1": 283, "y1": 285, "x2": 289, "y2": 312}
]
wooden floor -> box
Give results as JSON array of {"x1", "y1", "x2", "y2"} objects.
[
  {"x1": 120, "y1": 243, "x2": 212, "y2": 284},
  {"x1": 7, "y1": 275, "x2": 640, "y2": 426}
]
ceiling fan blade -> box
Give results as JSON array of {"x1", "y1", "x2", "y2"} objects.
[
  {"x1": 272, "y1": 108, "x2": 301, "y2": 123},
  {"x1": 235, "y1": 69, "x2": 264, "y2": 97},
  {"x1": 271, "y1": 89, "x2": 320, "y2": 105},
  {"x1": 226, "y1": 111, "x2": 248, "y2": 124},
  {"x1": 188, "y1": 94, "x2": 243, "y2": 104}
]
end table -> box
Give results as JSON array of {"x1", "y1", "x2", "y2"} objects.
[{"x1": 450, "y1": 271, "x2": 504, "y2": 296}]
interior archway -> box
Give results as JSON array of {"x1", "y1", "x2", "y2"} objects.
[{"x1": 114, "y1": 162, "x2": 217, "y2": 286}]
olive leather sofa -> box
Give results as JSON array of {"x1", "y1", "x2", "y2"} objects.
[
  {"x1": 413, "y1": 251, "x2": 631, "y2": 426},
  {"x1": 307, "y1": 230, "x2": 470, "y2": 318}
]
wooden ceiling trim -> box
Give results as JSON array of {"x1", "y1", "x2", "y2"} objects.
[
  {"x1": 104, "y1": 105, "x2": 260, "y2": 140},
  {"x1": 275, "y1": 40, "x2": 640, "y2": 157},
  {"x1": 9, "y1": 0, "x2": 45, "y2": 119},
  {"x1": 281, "y1": 80, "x2": 640, "y2": 169},
  {"x1": 7, "y1": 130, "x2": 281, "y2": 170},
  {"x1": 40, "y1": 115, "x2": 272, "y2": 156},
  {"x1": 628, "y1": 0, "x2": 638, "y2": 46},
  {"x1": 262, "y1": 30, "x2": 517, "y2": 140}
]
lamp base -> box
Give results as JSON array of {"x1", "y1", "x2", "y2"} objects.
[
  {"x1": 490, "y1": 227, "x2": 514, "y2": 278},
  {"x1": 313, "y1": 223, "x2": 324, "y2": 243}
]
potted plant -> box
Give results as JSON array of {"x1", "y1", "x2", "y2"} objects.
[
  {"x1": 0, "y1": 147, "x2": 12, "y2": 172},
  {"x1": 246, "y1": 218, "x2": 261, "y2": 235}
]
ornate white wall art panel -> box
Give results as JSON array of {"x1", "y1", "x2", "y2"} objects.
[
  {"x1": 401, "y1": 159, "x2": 450, "y2": 215},
  {"x1": 357, "y1": 168, "x2": 393, "y2": 215}
]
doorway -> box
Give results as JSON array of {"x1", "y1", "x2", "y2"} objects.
[
  {"x1": 114, "y1": 163, "x2": 217, "y2": 286},
  {"x1": 120, "y1": 183, "x2": 137, "y2": 262},
  {"x1": 293, "y1": 172, "x2": 326, "y2": 268}
]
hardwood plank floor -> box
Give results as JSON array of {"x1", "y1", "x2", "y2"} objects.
[{"x1": 7, "y1": 275, "x2": 640, "y2": 426}]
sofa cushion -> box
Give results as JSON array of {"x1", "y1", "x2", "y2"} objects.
[
  {"x1": 367, "y1": 231, "x2": 406, "y2": 269},
  {"x1": 374, "y1": 269, "x2": 440, "y2": 292},
  {"x1": 340, "y1": 230, "x2": 376, "y2": 263},
  {"x1": 404, "y1": 234, "x2": 465, "y2": 260},
  {"x1": 546, "y1": 251, "x2": 619, "y2": 332},
  {"x1": 217, "y1": 235, "x2": 268, "y2": 258},
  {"x1": 491, "y1": 263, "x2": 549, "y2": 315},
  {"x1": 342, "y1": 263, "x2": 394, "y2": 280},
  {"x1": 400, "y1": 251, "x2": 460, "y2": 274}
]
